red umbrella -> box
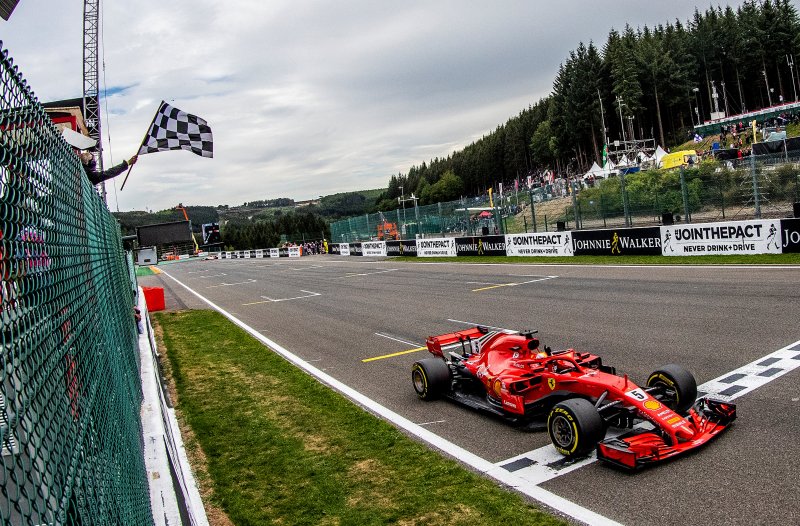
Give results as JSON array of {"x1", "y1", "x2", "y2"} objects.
[{"x1": 478, "y1": 210, "x2": 493, "y2": 218}]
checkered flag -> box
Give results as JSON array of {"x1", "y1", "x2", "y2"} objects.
[{"x1": 138, "y1": 101, "x2": 213, "y2": 158}]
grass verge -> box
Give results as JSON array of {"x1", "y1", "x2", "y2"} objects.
[
  {"x1": 135, "y1": 265, "x2": 155, "y2": 276},
  {"x1": 154, "y1": 310, "x2": 567, "y2": 526},
  {"x1": 391, "y1": 253, "x2": 800, "y2": 265}
]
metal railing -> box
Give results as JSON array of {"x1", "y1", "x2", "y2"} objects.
[{"x1": 332, "y1": 159, "x2": 800, "y2": 241}]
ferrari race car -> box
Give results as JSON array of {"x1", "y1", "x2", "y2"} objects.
[{"x1": 411, "y1": 326, "x2": 736, "y2": 470}]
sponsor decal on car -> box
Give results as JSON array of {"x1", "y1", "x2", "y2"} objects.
[
  {"x1": 643, "y1": 400, "x2": 662, "y2": 410},
  {"x1": 548, "y1": 378, "x2": 556, "y2": 390}
]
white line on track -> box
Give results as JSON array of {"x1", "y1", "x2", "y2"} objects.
[
  {"x1": 339, "y1": 269, "x2": 399, "y2": 278},
  {"x1": 207, "y1": 279, "x2": 256, "y2": 288},
  {"x1": 158, "y1": 269, "x2": 621, "y2": 526},
  {"x1": 409, "y1": 261, "x2": 800, "y2": 270},
  {"x1": 258, "y1": 290, "x2": 321, "y2": 303},
  {"x1": 417, "y1": 420, "x2": 447, "y2": 426},
  {"x1": 375, "y1": 333, "x2": 422, "y2": 347}
]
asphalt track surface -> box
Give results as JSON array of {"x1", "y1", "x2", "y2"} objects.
[{"x1": 142, "y1": 256, "x2": 800, "y2": 526}]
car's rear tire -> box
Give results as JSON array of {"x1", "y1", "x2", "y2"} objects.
[
  {"x1": 647, "y1": 364, "x2": 697, "y2": 414},
  {"x1": 547, "y1": 398, "x2": 604, "y2": 458},
  {"x1": 411, "y1": 359, "x2": 451, "y2": 400}
]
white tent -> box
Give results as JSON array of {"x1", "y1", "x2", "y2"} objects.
[
  {"x1": 618, "y1": 154, "x2": 630, "y2": 166},
  {"x1": 654, "y1": 145, "x2": 668, "y2": 163},
  {"x1": 603, "y1": 159, "x2": 616, "y2": 173},
  {"x1": 585, "y1": 162, "x2": 604, "y2": 176}
]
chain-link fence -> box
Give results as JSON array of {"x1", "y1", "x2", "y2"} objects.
[
  {"x1": 332, "y1": 159, "x2": 800, "y2": 241},
  {"x1": 0, "y1": 44, "x2": 151, "y2": 524}
]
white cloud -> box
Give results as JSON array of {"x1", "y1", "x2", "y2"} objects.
[{"x1": 2, "y1": 0, "x2": 738, "y2": 210}]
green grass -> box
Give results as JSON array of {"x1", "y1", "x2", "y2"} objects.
[
  {"x1": 394, "y1": 253, "x2": 800, "y2": 265},
  {"x1": 154, "y1": 310, "x2": 566, "y2": 526},
  {"x1": 135, "y1": 265, "x2": 155, "y2": 276}
]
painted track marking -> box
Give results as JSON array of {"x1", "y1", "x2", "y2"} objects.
[
  {"x1": 242, "y1": 290, "x2": 321, "y2": 305},
  {"x1": 158, "y1": 268, "x2": 621, "y2": 526},
  {"x1": 472, "y1": 276, "x2": 557, "y2": 292}
]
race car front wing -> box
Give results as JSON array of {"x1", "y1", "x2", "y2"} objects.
[{"x1": 596, "y1": 398, "x2": 736, "y2": 470}]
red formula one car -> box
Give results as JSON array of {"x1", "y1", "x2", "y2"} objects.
[{"x1": 411, "y1": 326, "x2": 736, "y2": 470}]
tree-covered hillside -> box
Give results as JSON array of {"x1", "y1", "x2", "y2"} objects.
[{"x1": 373, "y1": 0, "x2": 800, "y2": 209}]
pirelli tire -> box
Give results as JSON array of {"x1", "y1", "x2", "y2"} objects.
[
  {"x1": 547, "y1": 398, "x2": 605, "y2": 458},
  {"x1": 646, "y1": 364, "x2": 697, "y2": 414},
  {"x1": 411, "y1": 359, "x2": 451, "y2": 401}
]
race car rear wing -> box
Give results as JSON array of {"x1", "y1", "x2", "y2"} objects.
[{"x1": 426, "y1": 327, "x2": 490, "y2": 357}]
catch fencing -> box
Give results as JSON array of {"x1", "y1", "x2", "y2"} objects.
[
  {"x1": 331, "y1": 159, "x2": 800, "y2": 242},
  {"x1": 0, "y1": 43, "x2": 151, "y2": 524}
]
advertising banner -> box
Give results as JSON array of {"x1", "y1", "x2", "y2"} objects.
[
  {"x1": 417, "y1": 237, "x2": 457, "y2": 257},
  {"x1": 455, "y1": 236, "x2": 506, "y2": 256},
  {"x1": 340, "y1": 243, "x2": 350, "y2": 256},
  {"x1": 362, "y1": 241, "x2": 387, "y2": 257},
  {"x1": 399, "y1": 240, "x2": 417, "y2": 256},
  {"x1": 288, "y1": 247, "x2": 301, "y2": 258},
  {"x1": 244, "y1": 251, "x2": 251, "y2": 258},
  {"x1": 279, "y1": 247, "x2": 289, "y2": 257},
  {"x1": 349, "y1": 243, "x2": 363, "y2": 256},
  {"x1": 269, "y1": 248, "x2": 279, "y2": 258},
  {"x1": 255, "y1": 249, "x2": 264, "y2": 258},
  {"x1": 234, "y1": 251, "x2": 242, "y2": 258},
  {"x1": 386, "y1": 241, "x2": 402, "y2": 256},
  {"x1": 505, "y1": 232, "x2": 574, "y2": 257},
  {"x1": 661, "y1": 219, "x2": 782, "y2": 256},
  {"x1": 780, "y1": 218, "x2": 800, "y2": 253},
  {"x1": 572, "y1": 227, "x2": 661, "y2": 256}
]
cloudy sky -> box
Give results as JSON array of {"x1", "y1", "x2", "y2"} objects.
[{"x1": 3, "y1": 0, "x2": 738, "y2": 211}]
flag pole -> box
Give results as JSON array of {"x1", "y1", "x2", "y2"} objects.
[
  {"x1": 119, "y1": 164, "x2": 134, "y2": 190},
  {"x1": 120, "y1": 100, "x2": 166, "y2": 191}
]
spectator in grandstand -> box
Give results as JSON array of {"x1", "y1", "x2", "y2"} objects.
[{"x1": 79, "y1": 150, "x2": 138, "y2": 186}]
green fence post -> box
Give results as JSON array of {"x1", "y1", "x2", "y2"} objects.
[
  {"x1": 570, "y1": 181, "x2": 580, "y2": 230},
  {"x1": 544, "y1": 214, "x2": 549, "y2": 232},
  {"x1": 620, "y1": 171, "x2": 631, "y2": 227},
  {"x1": 438, "y1": 201, "x2": 443, "y2": 236},
  {"x1": 680, "y1": 166, "x2": 691, "y2": 223},
  {"x1": 397, "y1": 208, "x2": 403, "y2": 240},
  {"x1": 461, "y1": 197, "x2": 470, "y2": 235},
  {"x1": 750, "y1": 154, "x2": 761, "y2": 219},
  {"x1": 529, "y1": 190, "x2": 537, "y2": 232}
]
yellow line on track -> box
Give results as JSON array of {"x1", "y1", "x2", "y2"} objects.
[
  {"x1": 471, "y1": 282, "x2": 515, "y2": 292},
  {"x1": 361, "y1": 346, "x2": 427, "y2": 363},
  {"x1": 149, "y1": 266, "x2": 163, "y2": 274}
]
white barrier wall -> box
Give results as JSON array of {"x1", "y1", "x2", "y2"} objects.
[
  {"x1": 340, "y1": 243, "x2": 351, "y2": 256},
  {"x1": 288, "y1": 247, "x2": 301, "y2": 258}
]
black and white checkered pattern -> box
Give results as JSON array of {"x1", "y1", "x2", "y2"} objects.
[{"x1": 138, "y1": 101, "x2": 213, "y2": 158}]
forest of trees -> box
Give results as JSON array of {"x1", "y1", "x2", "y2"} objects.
[{"x1": 373, "y1": 0, "x2": 800, "y2": 210}]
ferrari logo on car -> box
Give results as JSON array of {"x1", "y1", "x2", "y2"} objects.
[{"x1": 548, "y1": 378, "x2": 556, "y2": 390}]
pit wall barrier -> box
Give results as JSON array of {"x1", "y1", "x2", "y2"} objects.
[{"x1": 318, "y1": 218, "x2": 798, "y2": 257}]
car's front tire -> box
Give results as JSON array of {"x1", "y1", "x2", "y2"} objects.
[
  {"x1": 647, "y1": 364, "x2": 697, "y2": 414},
  {"x1": 411, "y1": 359, "x2": 451, "y2": 400},
  {"x1": 547, "y1": 398, "x2": 604, "y2": 458}
]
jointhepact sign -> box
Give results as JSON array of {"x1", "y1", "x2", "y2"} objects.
[
  {"x1": 505, "y1": 232, "x2": 573, "y2": 257},
  {"x1": 417, "y1": 238, "x2": 457, "y2": 257},
  {"x1": 362, "y1": 241, "x2": 387, "y2": 256},
  {"x1": 781, "y1": 218, "x2": 800, "y2": 253},
  {"x1": 661, "y1": 220, "x2": 782, "y2": 256}
]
